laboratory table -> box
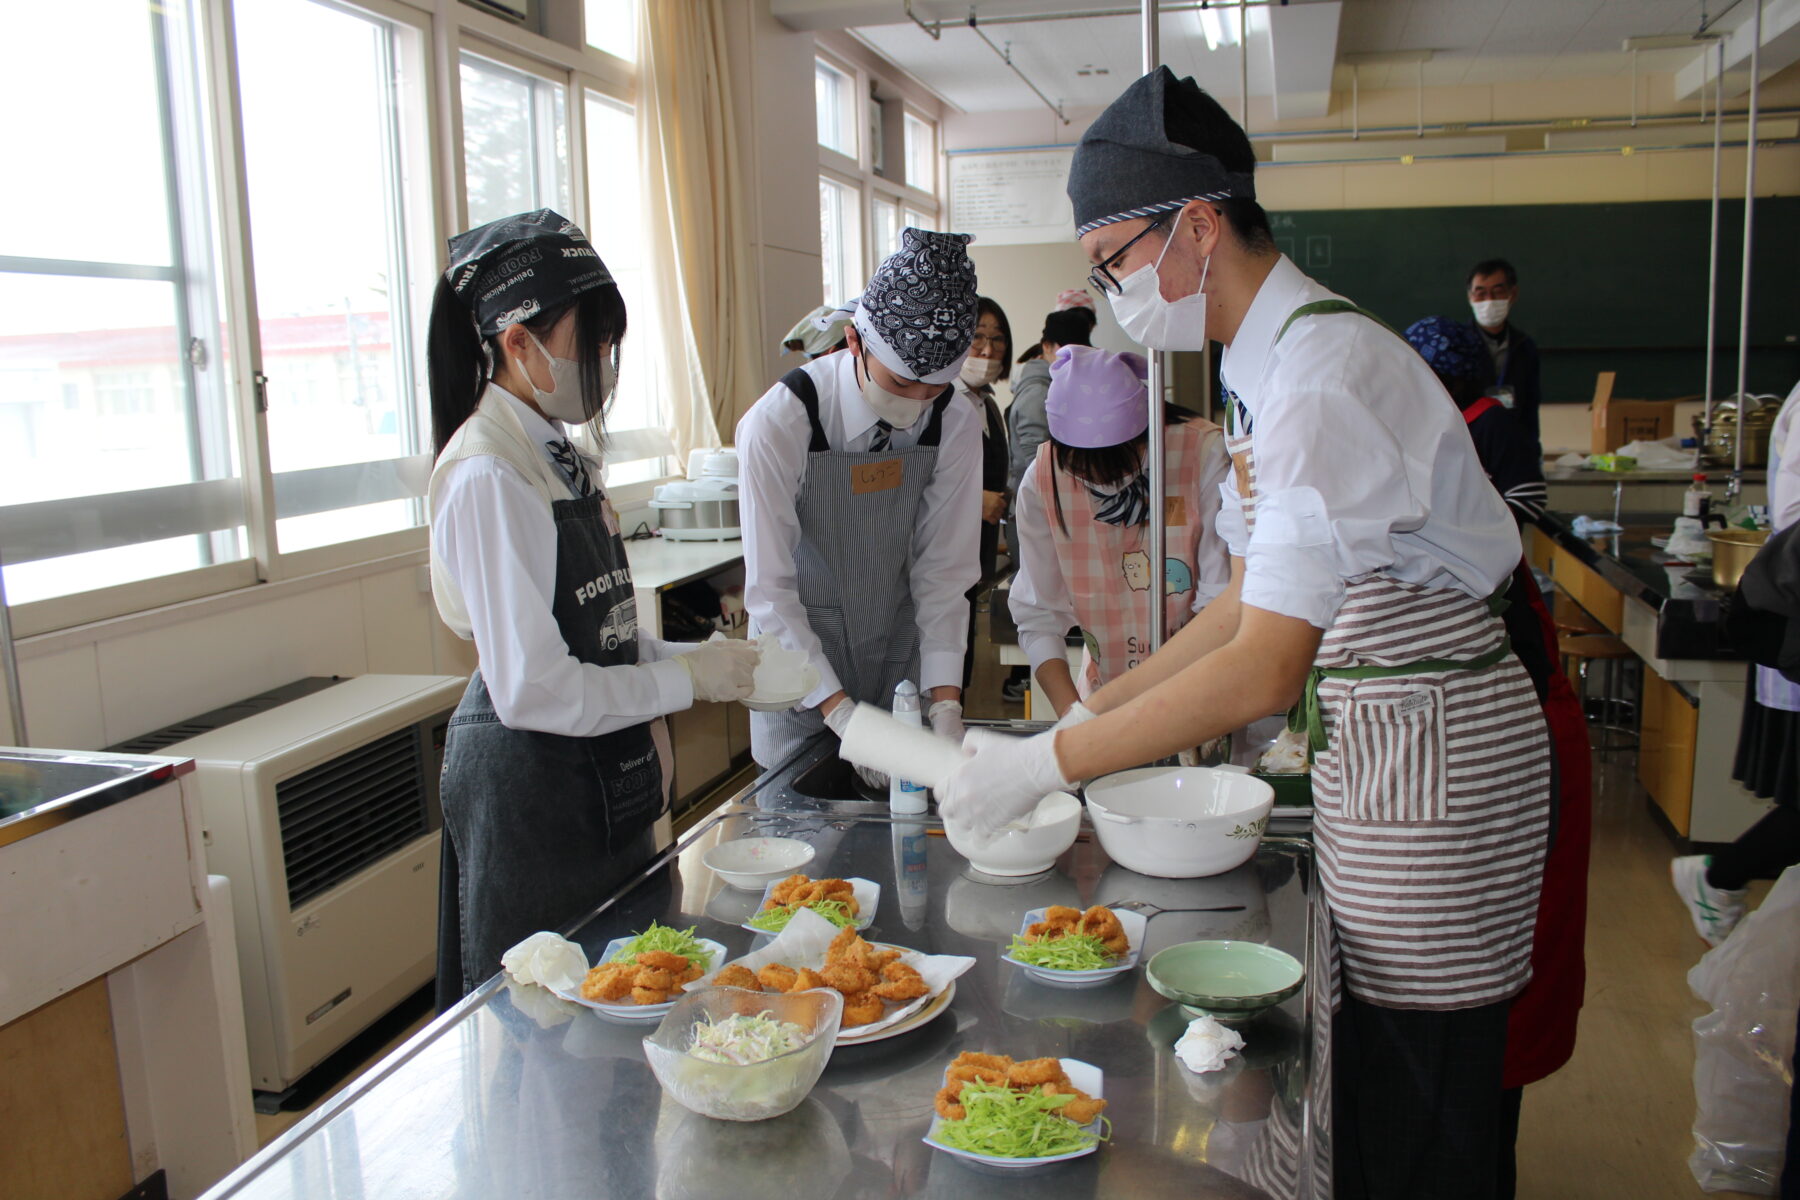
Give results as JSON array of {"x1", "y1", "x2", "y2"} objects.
[{"x1": 201, "y1": 735, "x2": 1330, "y2": 1200}]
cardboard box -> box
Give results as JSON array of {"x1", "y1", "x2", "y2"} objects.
[{"x1": 1590, "y1": 372, "x2": 1675, "y2": 453}]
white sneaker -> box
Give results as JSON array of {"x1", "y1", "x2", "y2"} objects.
[{"x1": 1671, "y1": 855, "x2": 1748, "y2": 946}]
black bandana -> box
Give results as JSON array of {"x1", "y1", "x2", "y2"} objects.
[
  {"x1": 445, "y1": 209, "x2": 615, "y2": 337},
  {"x1": 853, "y1": 227, "x2": 979, "y2": 386}
]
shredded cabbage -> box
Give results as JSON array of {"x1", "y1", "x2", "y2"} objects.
[
  {"x1": 611, "y1": 921, "x2": 713, "y2": 970},
  {"x1": 688, "y1": 1011, "x2": 813, "y2": 1065},
  {"x1": 932, "y1": 1082, "x2": 1108, "y2": 1158},
  {"x1": 1007, "y1": 932, "x2": 1118, "y2": 971},
  {"x1": 748, "y1": 898, "x2": 857, "y2": 933}
]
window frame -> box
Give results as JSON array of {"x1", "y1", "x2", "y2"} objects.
[
  {"x1": 2, "y1": 0, "x2": 682, "y2": 638},
  {"x1": 814, "y1": 54, "x2": 857, "y2": 162}
]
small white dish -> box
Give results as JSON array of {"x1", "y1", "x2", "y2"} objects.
[
  {"x1": 742, "y1": 876, "x2": 879, "y2": 934},
  {"x1": 702, "y1": 836, "x2": 818, "y2": 890},
  {"x1": 1002, "y1": 907, "x2": 1146, "y2": 989},
  {"x1": 740, "y1": 663, "x2": 821, "y2": 712},
  {"x1": 548, "y1": 937, "x2": 728, "y2": 1022},
  {"x1": 924, "y1": 1058, "x2": 1105, "y2": 1169}
]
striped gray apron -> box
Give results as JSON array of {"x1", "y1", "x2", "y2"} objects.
[
  {"x1": 1228, "y1": 304, "x2": 1552, "y2": 1013},
  {"x1": 749, "y1": 369, "x2": 953, "y2": 769}
]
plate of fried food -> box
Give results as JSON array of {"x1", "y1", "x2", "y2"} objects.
[
  {"x1": 745, "y1": 874, "x2": 879, "y2": 934},
  {"x1": 690, "y1": 907, "x2": 973, "y2": 1044},
  {"x1": 1002, "y1": 905, "x2": 1146, "y2": 989},
  {"x1": 925, "y1": 1053, "x2": 1109, "y2": 1171},
  {"x1": 548, "y1": 922, "x2": 729, "y2": 1022}
]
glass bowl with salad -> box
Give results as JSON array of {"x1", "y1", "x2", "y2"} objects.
[{"x1": 643, "y1": 986, "x2": 844, "y2": 1121}]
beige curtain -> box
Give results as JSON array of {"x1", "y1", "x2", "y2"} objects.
[{"x1": 636, "y1": 0, "x2": 763, "y2": 456}]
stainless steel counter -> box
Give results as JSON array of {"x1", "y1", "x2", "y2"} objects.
[
  {"x1": 202, "y1": 737, "x2": 1327, "y2": 1199},
  {"x1": 0, "y1": 746, "x2": 194, "y2": 848}
]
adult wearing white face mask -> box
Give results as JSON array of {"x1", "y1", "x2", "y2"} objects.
[
  {"x1": 739, "y1": 228, "x2": 985, "y2": 774},
  {"x1": 425, "y1": 210, "x2": 759, "y2": 1008},
  {"x1": 934, "y1": 71, "x2": 1551, "y2": 1200},
  {"x1": 1465, "y1": 258, "x2": 1543, "y2": 454}
]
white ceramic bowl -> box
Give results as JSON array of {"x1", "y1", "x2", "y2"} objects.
[
  {"x1": 703, "y1": 837, "x2": 817, "y2": 890},
  {"x1": 1083, "y1": 766, "x2": 1274, "y2": 879},
  {"x1": 944, "y1": 791, "x2": 1081, "y2": 877}
]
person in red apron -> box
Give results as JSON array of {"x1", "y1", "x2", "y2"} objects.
[
  {"x1": 1008, "y1": 345, "x2": 1231, "y2": 713},
  {"x1": 935, "y1": 70, "x2": 1552, "y2": 1200},
  {"x1": 424, "y1": 211, "x2": 758, "y2": 1007},
  {"x1": 1406, "y1": 314, "x2": 1593, "y2": 1200}
]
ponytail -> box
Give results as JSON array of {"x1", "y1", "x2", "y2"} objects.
[{"x1": 428, "y1": 276, "x2": 487, "y2": 457}]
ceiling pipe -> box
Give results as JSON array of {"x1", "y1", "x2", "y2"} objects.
[
  {"x1": 1703, "y1": 38, "x2": 1725, "y2": 465},
  {"x1": 1142, "y1": 0, "x2": 1167, "y2": 655},
  {"x1": 967, "y1": 14, "x2": 1069, "y2": 123},
  {"x1": 904, "y1": 0, "x2": 941, "y2": 39},
  {"x1": 1730, "y1": 0, "x2": 1762, "y2": 503},
  {"x1": 969, "y1": 0, "x2": 1335, "y2": 23}
]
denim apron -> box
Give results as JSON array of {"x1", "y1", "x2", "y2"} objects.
[
  {"x1": 749, "y1": 368, "x2": 954, "y2": 769},
  {"x1": 436, "y1": 479, "x2": 664, "y2": 1007}
]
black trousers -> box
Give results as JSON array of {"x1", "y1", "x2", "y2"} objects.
[
  {"x1": 1333, "y1": 993, "x2": 1512, "y2": 1200},
  {"x1": 1708, "y1": 805, "x2": 1800, "y2": 892}
]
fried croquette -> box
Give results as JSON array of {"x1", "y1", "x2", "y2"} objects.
[
  {"x1": 934, "y1": 1084, "x2": 967, "y2": 1121},
  {"x1": 630, "y1": 986, "x2": 668, "y2": 1005},
  {"x1": 1006, "y1": 1057, "x2": 1064, "y2": 1087},
  {"x1": 713, "y1": 964, "x2": 759, "y2": 990},
  {"x1": 840, "y1": 991, "x2": 885, "y2": 1027},
  {"x1": 679, "y1": 962, "x2": 704, "y2": 984},
  {"x1": 871, "y1": 960, "x2": 928, "y2": 1003},
  {"x1": 821, "y1": 962, "x2": 875, "y2": 995},
  {"x1": 757, "y1": 963, "x2": 799, "y2": 992},
  {"x1": 789, "y1": 967, "x2": 828, "y2": 992},
  {"x1": 579, "y1": 963, "x2": 635, "y2": 1002},
  {"x1": 632, "y1": 967, "x2": 675, "y2": 991},
  {"x1": 632, "y1": 950, "x2": 691, "y2": 973},
  {"x1": 1042, "y1": 905, "x2": 1081, "y2": 927},
  {"x1": 764, "y1": 875, "x2": 859, "y2": 917}
]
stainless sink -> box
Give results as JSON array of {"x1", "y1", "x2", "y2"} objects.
[
  {"x1": 784, "y1": 755, "x2": 895, "y2": 814},
  {"x1": 0, "y1": 750, "x2": 174, "y2": 823}
]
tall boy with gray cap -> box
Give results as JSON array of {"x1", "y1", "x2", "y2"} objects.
[
  {"x1": 934, "y1": 69, "x2": 1550, "y2": 1200},
  {"x1": 739, "y1": 229, "x2": 986, "y2": 772}
]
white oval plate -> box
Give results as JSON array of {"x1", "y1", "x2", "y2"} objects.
[
  {"x1": 924, "y1": 1058, "x2": 1105, "y2": 1168},
  {"x1": 548, "y1": 937, "x2": 728, "y2": 1021},
  {"x1": 1002, "y1": 907, "x2": 1145, "y2": 989}
]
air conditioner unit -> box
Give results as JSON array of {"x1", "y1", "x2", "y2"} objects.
[{"x1": 162, "y1": 674, "x2": 466, "y2": 1093}]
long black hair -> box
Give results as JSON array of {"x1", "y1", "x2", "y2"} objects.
[
  {"x1": 427, "y1": 278, "x2": 629, "y2": 456},
  {"x1": 1048, "y1": 403, "x2": 1198, "y2": 535},
  {"x1": 1017, "y1": 308, "x2": 1097, "y2": 364},
  {"x1": 975, "y1": 296, "x2": 1013, "y2": 382}
]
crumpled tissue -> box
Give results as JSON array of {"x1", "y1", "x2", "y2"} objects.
[
  {"x1": 1570, "y1": 515, "x2": 1623, "y2": 537},
  {"x1": 501, "y1": 930, "x2": 588, "y2": 993},
  {"x1": 750, "y1": 633, "x2": 808, "y2": 697},
  {"x1": 1174, "y1": 1014, "x2": 1245, "y2": 1073}
]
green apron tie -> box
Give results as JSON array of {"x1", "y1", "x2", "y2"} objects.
[{"x1": 1287, "y1": 639, "x2": 1513, "y2": 756}]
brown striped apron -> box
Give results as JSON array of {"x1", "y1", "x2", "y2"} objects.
[{"x1": 1228, "y1": 305, "x2": 1552, "y2": 1014}]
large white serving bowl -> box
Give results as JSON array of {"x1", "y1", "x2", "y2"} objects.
[
  {"x1": 943, "y1": 790, "x2": 1082, "y2": 877},
  {"x1": 1083, "y1": 766, "x2": 1274, "y2": 879}
]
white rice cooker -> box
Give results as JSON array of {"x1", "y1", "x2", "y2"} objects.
[{"x1": 651, "y1": 476, "x2": 741, "y2": 541}]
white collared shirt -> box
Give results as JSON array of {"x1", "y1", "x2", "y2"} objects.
[
  {"x1": 431, "y1": 385, "x2": 694, "y2": 737},
  {"x1": 738, "y1": 350, "x2": 983, "y2": 705},
  {"x1": 1216, "y1": 256, "x2": 1522, "y2": 629}
]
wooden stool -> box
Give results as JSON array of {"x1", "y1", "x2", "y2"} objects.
[{"x1": 1558, "y1": 631, "x2": 1638, "y2": 752}]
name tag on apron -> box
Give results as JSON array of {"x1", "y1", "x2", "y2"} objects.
[
  {"x1": 1165, "y1": 495, "x2": 1188, "y2": 527},
  {"x1": 852, "y1": 458, "x2": 904, "y2": 495}
]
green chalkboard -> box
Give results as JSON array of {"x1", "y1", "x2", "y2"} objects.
[{"x1": 1266, "y1": 198, "x2": 1800, "y2": 405}]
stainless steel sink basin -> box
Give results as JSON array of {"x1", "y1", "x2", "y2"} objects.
[
  {"x1": 784, "y1": 755, "x2": 895, "y2": 814},
  {"x1": 0, "y1": 751, "x2": 172, "y2": 822}
]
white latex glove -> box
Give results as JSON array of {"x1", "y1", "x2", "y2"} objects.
[
  {"x1": 823, "y1": 700, "x2": 888, "y2": 788},
  {"x1": 675, "y1": 639, "x2": 759, "y2": 702},
  {"x1": 937, "y1": 728, "x2": 1073, "y2": 843},
  {"x1": 1055, "y1": 701, "x2": 1097, "y2": 731},
  {"x1": 927, "y1": 698, "x2": 965, "y2": 744}
]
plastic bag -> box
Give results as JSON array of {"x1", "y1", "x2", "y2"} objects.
[{"x1": 1687, "y1": 863, "x2": 1800, "y2": 1193}]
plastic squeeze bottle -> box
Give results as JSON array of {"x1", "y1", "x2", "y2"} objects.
[{"x1": 888, "y1": 680, "x2": 929, "y2": 814}]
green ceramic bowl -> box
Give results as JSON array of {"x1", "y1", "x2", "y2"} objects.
[{"x1": 1145, "y1": 940, "x2": 1305, "y2": 1023}]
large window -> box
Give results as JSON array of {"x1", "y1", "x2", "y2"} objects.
[
  {"x1": 872, "y1": 197, "x2": 902, "y2": 262},
  {"x1": 0, "y1": 0, "x2": 244, "y2": 605},
  {"x1": 461, "y1": 50, "x2": 572, "y2": 228},
  {"x1": 903, "y1": 112, "x2": 935, "y2": 193},
  {"x1": 584, "y1": 90, "x2": 672, "y2": 486},
  {"x1": 815, "y1": 59, "x2": 855, "y2": 158},
  {"x1": 584, "y1": 0, "x2": 636, "y2": 61},
  {"x1": 819, "y1": 177, "x2": 862, "y2": 309},
  {"x1": 237, "y1": 0, "x2": 435, "y2": 554}
]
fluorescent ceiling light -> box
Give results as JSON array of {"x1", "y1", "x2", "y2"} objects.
[{"x1": 1192, "y1": 6, "x2": 1236, "y2": 51}]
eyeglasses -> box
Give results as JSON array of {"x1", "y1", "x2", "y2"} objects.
[{"x1": 1087, "y1": 214, "x2": 1170, "y2": 296}]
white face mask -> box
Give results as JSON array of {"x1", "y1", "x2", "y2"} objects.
[
  {"x1": 960, "y1": 355, "x2": 1002, "y2": 388},
  {"x1": 858, "y1": 355, "x2": 931, "y2": 428},
  {"x1": 1108, "y1": 224, "x2": 1212, "y2": 352},
  {"x1": 1471, "y1": 298, "x2": 1511, "y2": 329},
  {"x1": 520, "y1": 329, "x2": 614, "y2": 424}
]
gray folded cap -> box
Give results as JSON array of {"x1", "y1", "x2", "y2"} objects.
[{"x1": 1067, "y1": 67, "x2": 1257, "y2": 237}]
